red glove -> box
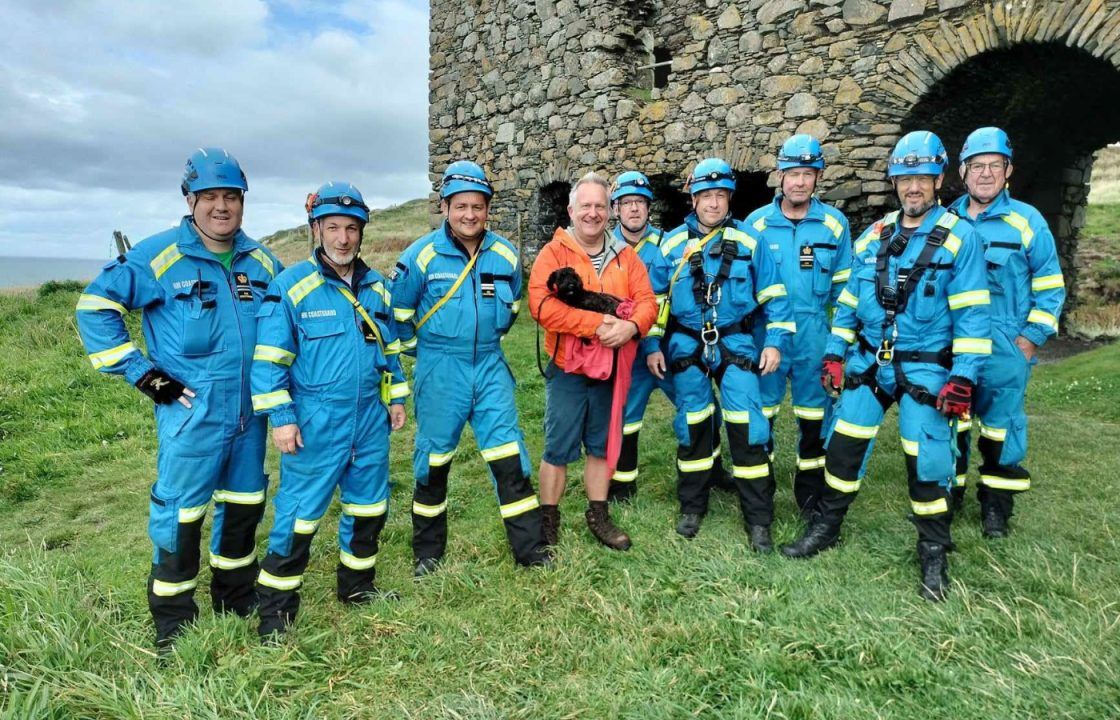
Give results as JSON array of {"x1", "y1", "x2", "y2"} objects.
[
  {"x1": 937, "y1": 376, "x2": 973, "y2": 418},
  {"x1": 821, "y1": 355, "x2": 844, "y2": 397}
]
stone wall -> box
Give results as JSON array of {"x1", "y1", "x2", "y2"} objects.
[{"x1": 429, "y1": 0, "x2": 1120, "y2": 300}]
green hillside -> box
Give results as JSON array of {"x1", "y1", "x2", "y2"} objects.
[{"x1": 1, "y1": 284, "x2": 1118, "y2": 718}]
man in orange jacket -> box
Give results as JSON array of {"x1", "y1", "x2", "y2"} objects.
[{"x1": 529, "y1": 172, "x2": 658, "y2": 550}]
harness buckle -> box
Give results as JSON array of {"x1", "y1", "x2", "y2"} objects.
[
  {"x1": 701, "y1": 321, "x2": 720, "y2": 346},
  {"x1": 876, "y1": 339, "x2": 894, "y2": 367}
]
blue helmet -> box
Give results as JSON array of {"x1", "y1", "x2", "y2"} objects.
[
  {"x1": 439, "y1": 160, "x2": 493, "y2": 199},
  {"x1": 180, "y1": 147, "x2": 248, "y2": 196},
  {"x1": 306, "y1": 181, "x2": 369, "y2": 224},
  {"x1": 611, "y1": 170, "x2": 654, "y2": 202},
  {"x1": 887, "y1": 131, "x2": 949, "y2": 177},
  {"x1": 960, "y1": 127, "x2": 1013, "y2": 163},
  {"x1": 688, "y1": 158, "x2": 736, "y2": 194},
  {"x1": 777, "y1": 134, "x2": 825, "y2": 170}
]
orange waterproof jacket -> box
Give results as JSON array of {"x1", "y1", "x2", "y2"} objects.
[{"x1": 528, "y1": 227, "x2": 657, "y2": 372}]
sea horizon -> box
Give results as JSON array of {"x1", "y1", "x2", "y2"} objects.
[{"x1": 0, "y1": 255, "x2": 111, "y2": 289}]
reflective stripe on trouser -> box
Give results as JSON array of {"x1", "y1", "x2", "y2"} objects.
[
  {"x1": 257, "y1": 398, "x2": 390, "y2": 634},
  {"x1": 410, "y1": 347, "x2": 547, "y2": 566},
  {"x1": 817, "y1": 359, "x2": 955, "y2": 547},
  {"x1": 672, "y1": 361, "x2": 771, "y2": 519},
  {"x1": 148, "y1": 398, "x2": 269, "y2": 642}
]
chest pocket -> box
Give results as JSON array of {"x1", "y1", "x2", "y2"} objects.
[
  {"x1": 297, "y1": 319, "x2": 346, "y2": 379},
  {"x1": 723, "y1": 257, "x2": 755, "y2": 308},
  {"x1": 984, "y1": 244, "x2": 1018, "y2": 298},
  {"x1": 173, "y1": 282, "x2": 224, "y2": 357},
  {"x1": 909, "y1": 262, "x2": 948, "y2": 322},
  {"x1": 810, "y1": 244, "x2": 836, "y2": 296},
  {"x1": 423, "y1": 279, "x2": 463, "y2": 338}
]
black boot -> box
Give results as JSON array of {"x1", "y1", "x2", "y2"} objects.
[
  {"x1": 413, "y1": 557, "x2": 440, "y2": 578},
  {"x1": 747, "y1": 524, "x2": 773, "y2": 554},
  {"x1": 917, "y1": 541, "x2": 950, "y2": 602},
  {"x1": 607, "y1": 481, "x2": 637, "y2": 503},
  {"x1": 950, "y1": 486, "x2": 966, "y2": 514},
  {"x1": 675, "y1": 512, "x2": 704, "y2": 539},
  {"x1": 781, "y1": 516, "x2": 841, "y2": 558},
  {"x1": 541, "y1": 504, "x2": 560, "y2": 547},
  {"x1": 980, "y1": 502, "x2": 1009, "y2": 538},
  {"x1": 585, "y1": 501, "x2": 631, "y2": 551}
]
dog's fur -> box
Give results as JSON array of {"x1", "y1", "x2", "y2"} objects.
[{"x1": 547, "y1": 266, "x2": 623, "y2": 315}]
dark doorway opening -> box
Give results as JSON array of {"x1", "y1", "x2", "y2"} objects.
[
  {"x1": 648, "y1": 173, "x2": 691, "y2": 231},
  {"x1": 731, "y1": 170, "x2": 773, "y2": 221},
  {"x1": 653, "y1": 47, "x2": 672, "y2": 90},
  {"x1": 534, "y1": 181, "x2": 571, "y2": 252}
]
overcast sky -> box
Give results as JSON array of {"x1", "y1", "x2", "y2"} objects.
[{"x1": 0, "y1": 0, "x2": 430, "y2": 259}]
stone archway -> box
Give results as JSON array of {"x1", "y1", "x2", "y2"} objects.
[
  {"x1": 535, "y1": 181, "x2": 571, "y2": 248},
  {"x1": 901, "y1": 42, "x2": 1120, "y2": 302}
]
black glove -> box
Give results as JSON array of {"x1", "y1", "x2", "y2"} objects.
[{"x1": 135, "y1": 368, "x2": 188, "y2": 404}]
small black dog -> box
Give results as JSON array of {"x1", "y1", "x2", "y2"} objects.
[{"x1": 547, "y1": 266, "x2": 623, "y2": 315}]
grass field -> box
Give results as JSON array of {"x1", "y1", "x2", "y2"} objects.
[{"x1": 1, "y1": 283, "x2": 1118, "y2": 719}]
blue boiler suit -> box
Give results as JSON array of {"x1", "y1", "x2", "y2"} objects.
[
  {"x1": 251, "y1": 251, "x2": 408, "y2": 632},
  {"x1": 948, "y1": 190, "x2": 1066, "y2": 514},
  {"x1": 75, "y1": 217, "x2": 282, "y2": 639},
  {"x1": 746, "y1": 196, "x2": 852, "y2": 514},
  {"x1": 646, "y1": 214, "x2": 796, "y2": 523},
  {"x1": 391, "y1": 224, "x2": 547, "y2": 566},
  {"x1": 820, "y1": 207, "x2": 991, "y2": 546}
]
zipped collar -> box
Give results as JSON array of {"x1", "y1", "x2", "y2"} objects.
[
  {"x1": 176, "y1": 216, "x2": 252, "y2": 260},
  {"x1": 311, "y1": 247, "x2": 373, "y2": 288},
  {"x1": 438, "y1": 220, "x2": 493, "y2": 259},
  {"x1": 684, "y1": 211, "x2": 734, "y2": 238},
  {"x1": 950, "y1": 188, "x2": 1011, "y2": 221},
  {"x1": 766, "y1": 195, "x2": 826, "y2": 226}
]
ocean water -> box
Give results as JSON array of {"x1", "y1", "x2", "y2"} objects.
[{"x1": 0, "y1": 256, "x2": 109, "y2": 289}]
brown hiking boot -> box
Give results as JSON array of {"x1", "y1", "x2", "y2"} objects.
[
  {"x1": 541, "y1": 504, "x2": 560, "y2": 547},
  {"x1": 585, "y1": 501, "x2": 631, "y2": 551}
]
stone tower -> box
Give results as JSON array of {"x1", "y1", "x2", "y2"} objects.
[{"x1": 429, "y1": 0, "x2": 1120, "y2": 294}]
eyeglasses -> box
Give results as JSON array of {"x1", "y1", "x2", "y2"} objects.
[
  {"x1": 964, "y1": 160, "x2": 1008, "y2": 176},
  {"x1": 617, "y1": 198, "x2": 648, "y2": 209}
]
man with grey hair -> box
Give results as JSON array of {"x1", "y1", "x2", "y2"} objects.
[{"x1": 528, "y1": 172, "x2": 658, "y2": 550}]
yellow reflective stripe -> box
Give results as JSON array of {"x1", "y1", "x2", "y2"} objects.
[
  {"x1": 911, "y1": 498, "x2": 948, "y2": 516},
  {"x1": 151, "y1": 578, "x2": 198, "y2": 597},
  {"x1": 832, "y1": 327, "x2": 856, "y2": 343},
  {"x1": 835, "y1": 419, "x2": 878, "y2": 439},
  {"x1": 253, "y1": 344, "x2": 295, "y2": 366},
  {"x1": 385, "y1": 339, "x2": 402, "y2": 355},
  {"x1": 793, "y1": 406, "x2": 825, "y2": 420},
  {"x1": 855, "y1": 235, "x2": 876, "y2": 254},
  {"x1": 767, "y1": 321, "x2": 797, "y2": 333},
  {"x1": 956, "y1": 418, "x2": 973, "y2": 432},
  {"x1": 953, "y1": 337, "x2": 992, "y2": 355},
  {"x1": 623, "y1": 421, "x2": 643, "y2": 435},
  {"x1": 1031, "y1": 274, "x2": 1064, "y2": 292},
  {"x1": 210, "y1": 551, "x2": 257, "y2": 570},
  {"x1": 416, "y1": 243, "x2": 437, "y2": 272},
  {"x1": 287, "y1": 272, "x2": 325, "y2": 306},
  {"x1": 341, "y1": 500, "x2": 388, "y2": 517},
  {"x1": 955, "y1": 474, "x2": 968, "y2": 487},
  {"x1": 733, "y1": 463, "x2": 769, "y2": 479},
  {"x1": 661, "y1": 231, "x2": 689, "y2": 257},
  {"x1": 647, "y1": 325, "x2": 665, "y2": 337},
  {"x1": 752, "y1": 217, "x2": 766, "y2": 232},
  {"x1": 257, "y1": 569, "x2": 302, "y2": 591},
  {"x1": 711, "y1": 445, "x2": 721, "y2": 459},
  {"x1": 390, "y1": 382, "x2": 410, "y2": 399},
  {"x1": 941, "y1": 233, "x2": 962, "y2": 257},
  {"x1": 178, "y1": 504, "x2": 208, "y2": 523},
  {"x1": 823, "y1": 213, "x2": 844, "y2": 239},
  {"x1": 762, "y1": 405, "x2": 780, "y2": 418},
  {"x1": 980, "y1": 475, "x2": 1030, "y2": 491},
  {"x1": 481, "y1": 441, "x2": 520, "y2": 462},
  {"x1": 612, "y1": 468, "x2": 638, "y2": 482},
  {"x1": 511, "y1": 299, "x2": 522, "y2": 314},
  {"x1": 832, "y1": 268, "x2": 851, "y2": 284},
  {"x1": 294, "y1": 518, "x2": 320, "y2": 534},
  {"x1": 723, "y1": 227, "x2": 757, "y2": 252},
  {"x1": 797, "y1": 456, "x2": 826, "y2": 470},
  {"x1": 979, "y1": 423, "x2": 1006, "y2": 441},
  {"x1": 499, "y1": 495, "x2": 540, "y2": 519},
  {"x1": 412, "y1": 501, "x2": 447, "y2": 517},
  {"x1": 429, "y1": 450, "x2": 455, "y2": 467},
  {"x1": 252, "y1": 389, "x2": 292, "y2": 412},
  {"x1": 339, "y1": 550, "x2": 377, "y2": 571},
  {"x1": 88, "y1": 341, "x2": 138, "y2": 369},
  {"x1": 756, "y1": 283, "x2": 787, "y2": 303},
  {"x1": 723, "y1": 409, "x2": 751, "y2": 423},
  {"x1": 76, "y1": 293, "x2": 127, "y2": 314},
  {"x1": 402, "y1": 337, "x2": 418, "y2": 350},
  {"x1": 948, "y1": 290, "x2": 990, "y2": 309},
  {"x1": 900, "y1": 437, "x2": 919, "y2": 456},
  {"x1": 250, "y1": 249, "x2": 276, "y2": 277},
  {"x1": 212, "y1": 489, "x2": 265, "y2": 505},
  {"x1": 1002, "y1": 212, "x2": 1034, "y2": 248},
  {"x1": 490, "y1": 242, "x2": 519, "y2": 268},
  {"x1": 677, "y1": 456, "x2": 715, "y2": 472},
  {"x1": 150, "y1": 244, "x2": 184, "y2": 279},
  {"x1": 394, "y1": 307, "x2": 416, "y2": 322},
  {"x1": 686, "y1": 403, "x2": 715, "y2": 424},
  {"x1": 837, "y1": 289, "x2": 858, "y2": 309},
  {"x1": 825, "y1": 470, "x2": 861, "y2": 493},
  {"x1": 370, "y1": 282, "x2": 392, "y2": 306},
  {"x1": 1027, "y1": 309, "x2": 1058, "y2": 331}
]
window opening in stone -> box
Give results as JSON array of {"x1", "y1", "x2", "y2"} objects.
[
  {"x1": 731, "y1": 171, "x2": 773, "y2": 221},
  {"x1": 652, "y1": 47, "x2": 671, "y2": 89},
  {"x1": 536, "y1": 181, "x2": 572, "y2": 250}
]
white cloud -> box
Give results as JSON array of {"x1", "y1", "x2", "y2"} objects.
[{"x1": 0, "y1": 0, "x2": 430, "y2": 259}]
